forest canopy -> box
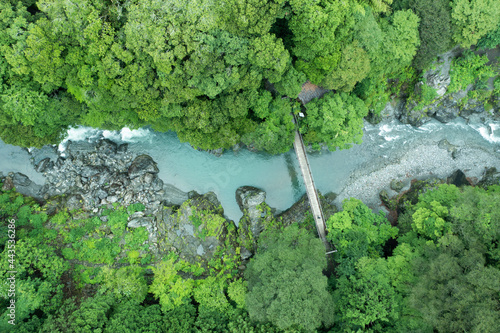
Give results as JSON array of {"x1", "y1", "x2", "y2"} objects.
[
  {"x1": 0, "y1": 0, "x2": 499, "y2": 151},
  {"x1": 2, "y1": 177, "x2": 499, "y2": 332}
]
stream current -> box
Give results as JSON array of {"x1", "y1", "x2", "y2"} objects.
[{"x1": 1, "y1": 117, "x2": 499, "y2": 222}]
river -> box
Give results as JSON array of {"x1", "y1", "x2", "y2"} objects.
[{"x1": 1, "y1": 117, "x2": 499, "y2": 222}]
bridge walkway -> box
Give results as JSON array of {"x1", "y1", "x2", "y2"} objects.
[{"x1": 292, "y1": 114, "x2": 335, "y2": 253}]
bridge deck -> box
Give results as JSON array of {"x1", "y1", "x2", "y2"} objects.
[{"x1": 292, "y1": 129, "x2": 329, "y2": 248}]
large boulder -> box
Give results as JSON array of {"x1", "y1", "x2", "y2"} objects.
[
  {"x1": 438, "y1": 139, "x2": 458, "y2": 158},
  {"x1": 493, "y1": 95, "x2": 500, "y2": 113},
  {"x1": 1, "y1": 176, "x2": 14, "y2": 191},
  {"x1": 477, "y1": 167, "x2": 500, "y2": 188},
  {"x1": 447, "y1": 169, "x2": 470, "y2": 187},
  {"x1": 236, "y1": 186, "x2": 266, "y2": 213},
  {"x1": 30, "y1": 145, "x2": 59, "y2": 172},
  {"x1": 393, "y1": 178, "x2": 446, "y2": 215},
  {"x1": 65, "y1": 140, "x2": 99, "y2": 158},
  {"x1": 398, "y1": 100, "x2": 433, "y2": 127},
  {"x1": 96, "y1": 139, "x2": 118, "y2": 155},
  {"x1": 128, "y1": 155, "x2": 159, "y2": 179},
  {"x1": 160, "y1": 184, "x2": 189, "y2": 206},
  {"x1": 235, "y1": 186, "x2": 272, "y2": 259},
  {"x1": 390, "y1": 179, "x2": 405, "y2": 192},
  {"x1": 422, "y1": 49, "x2": 455, "y2": 97},
  {"x1": 7, "y1": 172, "x2": 45, "y2": 200},
  {"x1": 35, "y1": 158, "x2": 54, "y2": 173},
  {"x1": 128, "y1": 216, "x2": 154, "y2": 229},
  {"x1": 155, "y1": 192, "x2": 238, "y2": 268},
  {"x1": 432, "y1": 95, "x2": 460, "y2": 123},
  {"x1": 196, "y1": 147, "x2": 224, "y2": 157},
  {"x1": 64, "y1": 194, "x2": 85, "y2": 211},
  {"x1": 460, "y1": 99, "x2": 485, "y2": 118}
]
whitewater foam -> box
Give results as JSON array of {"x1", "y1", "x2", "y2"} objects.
[
  {"x1": 119, "y1": 127, "x2": 152, "y2": 142},
  {"x1": 470, "y1": 122, "x2": 500, "y2": 144},
  {"x1": 58, "y1": 126, "x2": 102, "y2": 154}
]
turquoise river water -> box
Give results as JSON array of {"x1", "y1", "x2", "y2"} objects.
[{"x1": 1, "y1": 117, "x2": 499, "y2": 222}]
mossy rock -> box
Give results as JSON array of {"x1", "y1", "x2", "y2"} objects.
[{"x1": 155, "y1": 192, "x2": 238, "y2": 271}]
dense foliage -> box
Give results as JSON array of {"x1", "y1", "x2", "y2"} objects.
[
  {"x1": 245, "y1": 225, "x2": 333, "y2": 331},
  {"x1": 301, "y1": 92, "x2": 368, "y2": 151},
  {"x1": 409, "y1": 0, "x2": 453, "y2": 70},
  {"x1": 1, "y1": 0, "x2": 498, "y2": 152},
  {"x1": 2, "y1": 176, "x2": 499, "y2": 332}
]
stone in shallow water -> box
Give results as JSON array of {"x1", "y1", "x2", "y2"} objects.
[
  {"x1": 1, "y1": 176, "x2": 14, "y2": 191},
  {"x1": 117, "y1": 143, "x2": 128, "y2": 153},
  {"x1": 30, "y1": 145, "x2": 59, "y2": 168},
  {"x1": 12, "y1": 173, "x2": 31, "y2": 186},
  {"x1": 235, "y1": 186, "x2": 266, "y2": 211}
]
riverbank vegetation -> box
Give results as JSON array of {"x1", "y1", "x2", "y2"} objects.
[
  {"x1": 1, "y1": 177, "x2": 499, "y2": 332},
  {"x1": 1, "y1": 0, "x2": 499, "y2": 152}
]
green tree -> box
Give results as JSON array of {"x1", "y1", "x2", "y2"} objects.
[
  {"x1": 194, "y1": 276, "x2": 231, "y2": 314},
  {"x1": 333, "y1": 257, "x2": 401, "y2": 331},
  {"x1": 326, "y1": 198, "x2": 398, "y2": 275},
  {"x1": 477, "y1": 23, "x2": 500, "y2": 49},
  {"x1": 378, "y1": 10, "x2": 420, "y2": 76},
  {"x1": 105, "y1": 302, "x2": 166, "y2": 333},
  {"x1": 288, "y1": 0, "x2": 357, "y2": 85},
  {"x1": 97, "y1": 265, "x2": 148, "y2": 304},
  {"x1": 217, "y1": 0, "x2": 287, "y2": 37},
  {"x1": 391, "y1": 184, "x2": 500, "y2": 332},
  {"x1": 301, "y1": 92, "x2": 369, "y2": 151},
  {"x1": 360, "y1": 0, "x2": 394, "y2": 13},
  {"x1": 448, "y1": 51, "x2": 496, "y2": 93},
  {"x1": 245, "y1": 224, "x2": 334, "y2": 332},
  {"x1": 41, "y1": 294, "x2": 114, "y2": 333},
  {"x1": 273, "y1": 62, "x2": 307, "y2": 98},
  {"x1": 408, "y1": 236, "x2": 500, "y2": 332},
  {"x1": 163, "y1": 304, "x2": 196, "y2": 333},
  {"x1": 450, "y1": 186, "x2": 500, "y2": 265},
  {"x1": 149, "y1": 258, "x2": 195, "y2": 312},
  {"x1": 0, "y1": 236, "x2": 68, "y2": 329},
  {"x1": 353, "y1": 7, "x2": 383, "y2": 60},
  {"x1": 353, "y1": 9, "x2": 420, "y2": 114},
  {"x1": 409, "y1": 0, "x2": 453, "y2": 70},
  {"x1": 321, "y1": 42, "x2": 371, "y2": 92},
  {"x1": 451, "y1": 0, "x2": 500, "y2": 47},
  {"x1": 242, "y1": 93, "x2": 296, "y2": 154}
]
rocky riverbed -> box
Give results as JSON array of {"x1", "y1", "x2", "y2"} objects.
[
  {"x1": 1, "y1": 139, "x2": 321, "y2": 263},
  {"x1": 334, "y1": 138, "x2": 500, "y2": 215}
]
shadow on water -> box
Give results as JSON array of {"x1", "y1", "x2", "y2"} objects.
[{"x1": 284, "y1": 152, "x2": 303, "y2": 201}]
